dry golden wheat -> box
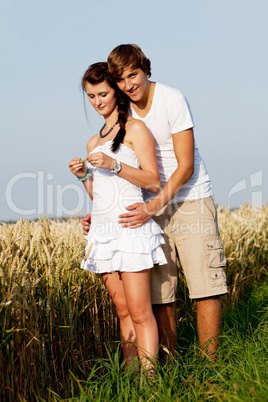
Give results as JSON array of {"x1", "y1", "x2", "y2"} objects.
[{"x1": 0, "y1": 204, "x2": 267, "y2": 400}]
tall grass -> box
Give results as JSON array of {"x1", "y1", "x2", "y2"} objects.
[
  {"x1": 0, "y1": 204, "x2": 267, "y2": 400},
  {"x1": 218, "y1": 204, "x2": 267, "y2": 304},
  {"x1": 0, "y1": 216, "x2": 118, "y2": 400},
  {"x1": 57, "y1": 280, "x2": 268, "y2": 401}
]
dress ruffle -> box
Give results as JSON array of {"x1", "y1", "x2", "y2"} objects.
[{"x1": 81, "y1": 220, "x2": 167, "y2": 273}]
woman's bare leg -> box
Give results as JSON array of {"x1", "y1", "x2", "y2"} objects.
[
  {"x1": 102, "y1": 272, "x2": 137, "y2": 364},
  {"x1": 121, "y1": 270, "x2": 159, "y2": 371}
]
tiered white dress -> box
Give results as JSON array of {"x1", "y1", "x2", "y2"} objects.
[{"x1": 81, "y1": 140, "x2": 167, "y2": 273}]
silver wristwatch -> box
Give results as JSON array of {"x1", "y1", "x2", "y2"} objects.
[{"x1": 112, "y1": 160, "x2": 122, "y2": 173}]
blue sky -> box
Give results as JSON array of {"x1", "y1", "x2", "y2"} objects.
[{"x1": 1, "y1": 0, "x2": 267, "y2": 221}]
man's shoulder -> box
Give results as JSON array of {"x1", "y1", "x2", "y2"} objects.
[
  {"x1": 156, "y1": 82, "x2": 185, "y2": 100},
  {"x1": 155, "y1": 82, "x2": 194, "y2": 126}
]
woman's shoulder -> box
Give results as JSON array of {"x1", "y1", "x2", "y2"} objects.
[
  {"x1": 125, "y1": 117, "x2": 147, "y2": 132},
  {"x1": 124, "y1": 117, "x2": 152, "y2": 148}
]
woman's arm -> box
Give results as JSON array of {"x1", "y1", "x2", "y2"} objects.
[
  {"x1": 87, "y1": 120, "x2": 161, "y2": 192},
  {"x1": 69, "y1": 157, "x2": 93, "y2": 199},
  {"x1": 69, "y1": 135, "x2": 99, "y2": 200}
]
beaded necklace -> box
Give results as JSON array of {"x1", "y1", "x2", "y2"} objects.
[{"x1": 99, "y1": 121, "x2": 118, "y2": 138}]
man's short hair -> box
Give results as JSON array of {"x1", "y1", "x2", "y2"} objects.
[{"x1": 108, "y1": 44, "x2": 151, "y2": 81}]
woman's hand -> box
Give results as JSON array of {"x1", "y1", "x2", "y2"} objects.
[
  {"x1": 81, "y1": 213, "x2": 91, "y2": 235},
  {"x1": 69, "y1": 157, "x2": 88, "y2": 179},
  {"x1": 87, "y1": 152, "x2": 115, "y2": 170}
]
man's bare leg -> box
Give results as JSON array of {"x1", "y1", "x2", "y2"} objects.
[
  {"x1": 196, "y1": 296, "x2": 222, "y2": 361},
  {"x1": 153, "y1": 303, "x2": 176, "y2": 359}
]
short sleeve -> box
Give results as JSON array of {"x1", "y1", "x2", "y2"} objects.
[{"x1": 167, "y1": 90, "x2": 195, "y2": 134}]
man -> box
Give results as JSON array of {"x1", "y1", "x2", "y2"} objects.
[{"x1": 83, "y1": 44, "x2": 228, "y2": 359}]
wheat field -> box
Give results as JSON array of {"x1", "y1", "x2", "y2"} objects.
[{"x1": 0, "y1": 205, "x2": 267, "y2": 400}]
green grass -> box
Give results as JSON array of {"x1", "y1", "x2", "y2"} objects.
[{"x1": 47, "y1": 281, "x2": 268, "y2": 401}]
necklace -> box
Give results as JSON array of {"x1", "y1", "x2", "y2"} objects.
[{"x1": 99, "y1": 121, "x2": 118, "y2": 138}]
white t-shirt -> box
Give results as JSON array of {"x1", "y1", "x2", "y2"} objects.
[{"x1": 130, "y1": 82, "x2": 213, "y2": 203}]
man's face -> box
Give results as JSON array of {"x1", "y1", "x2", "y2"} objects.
[{"x1": 116, "y1": 67, "x2": 149, "y2": 103}]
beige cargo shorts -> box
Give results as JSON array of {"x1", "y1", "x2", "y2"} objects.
[{"x1": 150, "y1": 196, "x2": 228, "y2": 303}]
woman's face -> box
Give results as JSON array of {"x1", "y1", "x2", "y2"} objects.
[{"x1": 85, "y1": 80, "x2": 117, "y2": 117}]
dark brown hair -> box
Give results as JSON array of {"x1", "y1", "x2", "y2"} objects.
[
  {"x1": 108, "y1": 44, "x2": 151, "y2": 81},
  {"x1": 82, "y1": 62, "x2": 130, "y2": 152}
]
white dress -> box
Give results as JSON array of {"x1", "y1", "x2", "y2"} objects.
[{"x1": 81, "y1": 140, "x2": 167, "y2": 273}]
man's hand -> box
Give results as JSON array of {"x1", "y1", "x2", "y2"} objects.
[
  {"x1": 82, "y1": 213, "x2": 91, "y2": 235},
  {"x1": 118, "y1": 202, "x2": 155, "y2": 228}
]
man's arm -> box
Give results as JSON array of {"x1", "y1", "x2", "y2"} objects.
[{"x1": 118, "y1": 128, "x2": 194, "y2": 228}]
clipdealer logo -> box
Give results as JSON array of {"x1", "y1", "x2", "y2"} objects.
[
  {"x1": 4, "y1": 169, "x2": 264, "y2": 220},
  {"x1": 5, "y1": 171, "x2": 90, "y2": 218},
  {"x1": 227, "y1": 170, "x2": 263, "y2": 209}
]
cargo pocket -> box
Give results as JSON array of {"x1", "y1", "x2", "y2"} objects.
[{"x1": 203, "y1": 238, "x2": 227, "y2": 285}]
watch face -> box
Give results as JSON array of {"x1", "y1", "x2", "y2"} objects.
[{"x1": 113, "y1": 161, "x2": 121, "y2": 172}]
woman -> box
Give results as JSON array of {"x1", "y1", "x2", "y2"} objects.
[{"x1": 69, "y1": 62, "x2": 167, "y2": 371}]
